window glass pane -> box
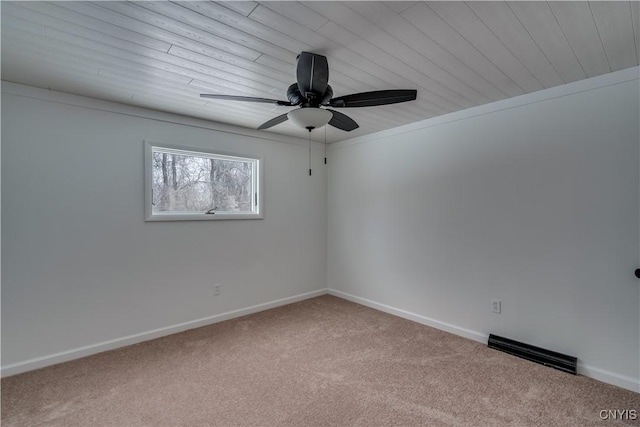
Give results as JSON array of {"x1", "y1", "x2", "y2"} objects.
[{"x1": 151, "y1": 149, "x2": 255, "y2": 214}]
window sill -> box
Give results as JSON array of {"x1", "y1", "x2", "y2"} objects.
[{"x1": 145, "y1": 212, "x2": 264, "y2": 222}]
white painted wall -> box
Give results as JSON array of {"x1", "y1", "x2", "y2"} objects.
[
  {"x1": 1, "y1": 83, "x2": 327, "y2": 370},
  {"x1": 328, "y1": 69, "x2": 640, "y2": 391}
]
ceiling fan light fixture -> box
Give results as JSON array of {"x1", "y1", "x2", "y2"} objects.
[{"x1": 287, "y1": 108, "x2": 332, "y2": 130}]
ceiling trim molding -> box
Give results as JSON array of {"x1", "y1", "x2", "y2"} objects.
[
  {"x1": 330, "y1": 66, "x2": 640, "y2": 150},
  {"x1": 0, "y1": 81, "x2": 316, "y2": 147}
]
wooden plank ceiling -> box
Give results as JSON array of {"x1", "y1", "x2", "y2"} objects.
[{"x1": 2, "y1": 1, "x2": 638, "y2": 143}]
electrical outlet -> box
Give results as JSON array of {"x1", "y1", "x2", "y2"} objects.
[
  {"x1": 491, "y1": 299, "x2": 501, "y2": 314},
  {"x1": 214, "y1": 284, "x2": 221, "y2": 296}
]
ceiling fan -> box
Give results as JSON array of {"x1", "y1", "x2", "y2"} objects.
[{"x1": 200, "y1": 52, "x2": 417, "y2": 132}]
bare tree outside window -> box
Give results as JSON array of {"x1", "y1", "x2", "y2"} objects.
[{"x1": 145, "y1": 143, "x2": 262, "y2": 221}]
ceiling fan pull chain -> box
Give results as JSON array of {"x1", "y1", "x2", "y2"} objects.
[
  {"x1": 308, "y1": 128, "x2": 312, "y2": 176},
  {"x1": 324, "y1": 126, "x2": 327, "y2": 165}
]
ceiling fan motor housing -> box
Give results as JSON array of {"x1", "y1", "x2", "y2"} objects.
[
  {"x1": 287, "y1": 83, "x2": 333, "y2": 107},
  {"x1": 286, "y1": 84, "x2": 304, "y2": 105},
  {"x1": 296, "y1": 52, "x2": 329, "y2": 104}
]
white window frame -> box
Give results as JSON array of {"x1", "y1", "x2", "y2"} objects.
[{"x1": 144, "y1": 140, "x2": 264, "y2": 221}]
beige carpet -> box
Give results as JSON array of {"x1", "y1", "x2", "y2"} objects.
[{"x1": 2, "y1": 295, "x2": 638, "y2": 426}]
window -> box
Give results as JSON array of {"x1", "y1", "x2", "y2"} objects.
[{"x1": 144, "y1": 141, "x2": 263, "y2": 221}]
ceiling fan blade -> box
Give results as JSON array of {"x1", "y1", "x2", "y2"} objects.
[
  {"x1": 200, "y1": 94, "x2": 292, "y2": 106},
  {"x1": 296, "y1": 52, "x2": 329, "y2": 98},
  {"x1": 327, "y1": 109, "x2": 359, "y2": 132},
  {"x1": 329, "y1": 90, "x2": 417, "y2": 108},
  {"x1": 257, "y1": 113, "x2": 289, "y2": 130}
]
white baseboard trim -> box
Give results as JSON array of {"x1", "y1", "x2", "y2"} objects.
[
  {"x1": 1, "y1": 289, "x2": 328, "y2": 378},
  {"x1": 5, "y1": 288, "x2": 638, "y2": 393},
  {"x1": 578, "y1": 364, "x2": 640, "y2": 393},
  {"x1": 328, "y1": 288, "x2": 640, "y2": 393},
  {"x1": 328, "y1": 289, "x2": 488, "y2": 344}
]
